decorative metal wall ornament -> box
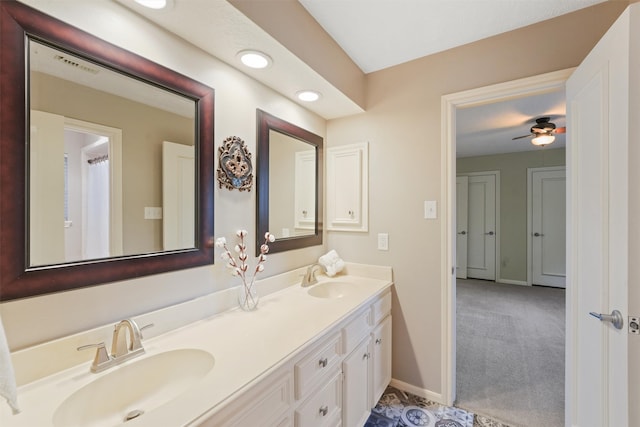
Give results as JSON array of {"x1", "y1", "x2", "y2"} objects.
[{"x1": 217, "y1": 136, "x2": 253, "y2": 191}]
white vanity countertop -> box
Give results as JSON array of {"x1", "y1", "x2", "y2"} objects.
[{"x1": 1, "y1": 268, "x2": 392, "y2": 426}]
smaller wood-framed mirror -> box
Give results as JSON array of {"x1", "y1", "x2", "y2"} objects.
[{"x1": 256, "y1": 110, "x2": 323, "y2": 255}]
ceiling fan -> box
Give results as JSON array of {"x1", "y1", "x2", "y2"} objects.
[{"x1": 512, "y1": 116, "x2": 566, "y2": 146}]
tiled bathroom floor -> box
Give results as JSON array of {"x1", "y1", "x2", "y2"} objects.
[{"x1": 366, "y1": 386, "x2": 512, "y2": 427}]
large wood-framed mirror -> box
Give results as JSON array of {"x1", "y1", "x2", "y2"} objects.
[
  {"x1": 256, "y1": 109, "x2": 323, "y2": 255},
  {"x1": 0, "y1": 1, "x2": 215, "y2": 301}
]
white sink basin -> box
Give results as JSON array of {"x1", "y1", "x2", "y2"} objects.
[
  {"x1": 307, "y1": 281, "x2": 353, "y2": 299},
  {"x1": 52, "y1": 349, "x2": 214, "y2": 427}
]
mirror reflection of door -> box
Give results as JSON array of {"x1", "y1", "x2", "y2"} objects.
[
  {"x1": 162, "y1": 141, "x2": 195, "y2": 250},
  {"x1": 268, "y1": 130, "x2": 316, "y2": 239},
  {"x1": 29, "y1": 111, "x2": 123, "y2": 266}
]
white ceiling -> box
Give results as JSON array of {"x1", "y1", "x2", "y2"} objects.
[
  {"x1": 298, "y1": 0, "x2": 605, "y2": 74},
  {"x1": 114, "y1": 0, "x2": 606, "y2": 156}
]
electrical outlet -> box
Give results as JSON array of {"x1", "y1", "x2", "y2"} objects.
[{"x1": 377, "y1": 233, "x2": 389, "y2": 251}]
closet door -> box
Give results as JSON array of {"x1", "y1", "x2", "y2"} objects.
[
  {"x1": 456, "y1": 176, "x2": 469, "y2": 279},
  {"x1": 466, "y1": 174, "x2": 496, "y2": 280}
]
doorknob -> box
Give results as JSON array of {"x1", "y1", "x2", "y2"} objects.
[
  {"x1": 485, "y1": 231, "x2": 494, "y2": 236},
  {"x1": 533, "y1": 232, "x2": 544, "y2": 237},
  {"x1": 589, "y1": 310, "x2": 624, "y2": 330},
  {"x1": 457, "y1": 230, "x2": 466, "y2": 235}
]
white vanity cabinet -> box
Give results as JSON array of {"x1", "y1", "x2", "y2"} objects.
[
  {"x1": 199, "y1": 288, "x2": 391, "y2": 427},
  {"x1": 341, "y1": 291, "x2": 392, "y2": 427},
  {"x1": 326, "y1": 142, "x2": 368, "y2": 232}
]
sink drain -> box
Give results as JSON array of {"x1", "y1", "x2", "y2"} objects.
[{"x1": 124, "y1": 409, "x2": 144, "y2": 422}]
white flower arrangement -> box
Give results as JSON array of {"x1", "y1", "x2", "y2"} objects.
[{"x1": 215, "y1": 230, "x2": 275, "y2": 310}]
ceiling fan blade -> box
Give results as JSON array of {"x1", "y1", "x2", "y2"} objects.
[
  {"x1": 512, "y1": 134, "x2": 533, "y2": 140},
  {"x1": 554, "y1": 127, "x2": 566, "y2": 134}
]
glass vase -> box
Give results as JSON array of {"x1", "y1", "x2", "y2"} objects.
[{"x1": 238, "y1": 282, "x2": 259, "y2": 311}]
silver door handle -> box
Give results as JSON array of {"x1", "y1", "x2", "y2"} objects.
[
  {"x1": 457, "y1": 230, "x2": 466, "y2": 235},
  {"x1": 533, "y1": 232, "x2": 544, "y2": 237},
  {"x1": 589, "y1": 310, "x2": 624, "y2": 330},
  {"x1": 485, "y1": 231, "x2": 494, "y2": 236}
]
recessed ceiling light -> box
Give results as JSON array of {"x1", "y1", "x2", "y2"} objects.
[
  {"x1": 297, "y1": 90, "x2": 321, "y2": 102},
  {"x1": 134, "y1": 0, "x2": 168, "y2": 9},
  {"x1": 238, "y1": 50, "x2": 272, "y2": 69}
]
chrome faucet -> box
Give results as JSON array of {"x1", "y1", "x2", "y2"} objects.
[
  {"x1": 301, "y1": 263, "x2": 322, "y2": 287},
  {"x1": 78, "y1": 318, "x2": 153, "y2": 373},
  {"x1": 111, "y1": 319, "x2": 144, "y2": 358}
]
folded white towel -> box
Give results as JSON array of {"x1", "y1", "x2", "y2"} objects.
[
  {"x1": 0, "y1": 315, "x2": 19, "y2": 414},
  {"x1": 318, "y1": 249, "x2": 345, "y2": 277}
]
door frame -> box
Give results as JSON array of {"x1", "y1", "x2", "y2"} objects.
[
  {"x1": 457, "y1": 171, "x2": 501, "y2": 282},
  {"x1": 64, "y1": 117, "x2": 123, "y2": 257},
  {"x1": 440, "y1": 68, "x2": 575, "y2": 405},
  {"x1": 527, "y1": 166, "x2": 566, "y2": 286}
]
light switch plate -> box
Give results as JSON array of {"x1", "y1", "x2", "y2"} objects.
[
  {"x1": 377, "y1": 233, "x2": 389, "y2": 251},
  {"x1": 424, "y1": 200, "x2": 437, "y2": 219},
  {"x1": 144, "y1": 207, "x2": 163, "y2": 220}
]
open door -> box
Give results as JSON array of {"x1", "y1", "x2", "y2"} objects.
[{"x1": 565, "y1": 4, "x2": 638, "y2": 425}]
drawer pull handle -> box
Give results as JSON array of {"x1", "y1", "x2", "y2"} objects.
[
  {"x1": 319, "y1": 405, "x2": 329, "y2": 417},
  {"x1": 375, "y1": 338, "x2": 382, "y2": 345},
  {"x1": 318, "y1": 357, "x2": 328, "y2": 368}
]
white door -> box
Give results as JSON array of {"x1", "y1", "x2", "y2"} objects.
[
  {"x1": 565, "y1": 5, "x2": 635, "y2": 425},
  {"x1": 456, "y1": 176, "x2": 469, "y2": 279},
  {"x1": 530, "y1": 168, "x2": 566, "y2": 287},
  {"x1": 29, "y1": 110, "x2": 66, "y2": 266},
  {"x1": 466, "y1": 174, "x2": 496, "y2": 280},
  {"x1": 162, "y1": 141, "x2": 195, "y2": 250}
]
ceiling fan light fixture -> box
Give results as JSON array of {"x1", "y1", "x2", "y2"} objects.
[{"x1": 531, "y1": 133, "x2": 555, "y2": 146}]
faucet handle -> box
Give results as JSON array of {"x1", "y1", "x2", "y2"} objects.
[
  {"x1": 78, "y1": 342, "x2": 111, "y2": 372},
  {"x1": 139, "y1": 323, "x2": 154, "y2": 339}
]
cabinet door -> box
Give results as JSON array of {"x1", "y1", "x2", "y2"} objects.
[
  {"x1": 342, "y1": 336, "x2": 371, "y2": 427},
  {"x1": 371, "y1": 315, "x2": 392, "y2": 404},
  {"x1": 327, "y1": 143, "x2": 368, "y2": 232}
]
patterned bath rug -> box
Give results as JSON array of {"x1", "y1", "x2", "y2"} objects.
[{"x1": 365, "y1": 386, "x2": 474, "y2": 427}]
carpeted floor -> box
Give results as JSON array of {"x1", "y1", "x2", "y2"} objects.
[
  {"x1": 366, "y1": 386, "x2": 509, "y2": 427},
  {"x1": 455, "y1": 279, "x2": 565, "y2": 426}
]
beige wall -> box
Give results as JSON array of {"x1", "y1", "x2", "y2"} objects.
[
  {"x1": 1, "y1": 0, "x2": 326, "y2": 350},
  {"x1": 326, "y1": 2, "x2": 627, "y2": 397},
  {"x1": 457, "y1": 149, "x2": 565, "y2": 283}
]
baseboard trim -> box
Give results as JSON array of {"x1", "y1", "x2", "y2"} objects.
[
  {"x1": 389, "y1": 378, "x2": 444, "y2": 404},
  {"x1": 497, "y1": 279, "x2": 528, "y2": 286}
]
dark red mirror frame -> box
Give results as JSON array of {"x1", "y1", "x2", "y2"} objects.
[{"x1": 0, "y1": 1, "x2": 215, "y2": 301}]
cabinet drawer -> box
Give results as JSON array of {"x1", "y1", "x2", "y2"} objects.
[
  {"x1": 342, "y1": 308, "x2": 371, "y2": 355},
  {"x1": 295, "y1": 370, "x2": 342, "y2": 427},
  {"x1": 371, "y1": 291, "x2": 391, "y2": 325},
  {"x1": 295, "y1": 333, "x2": 342, "y2": 399}
]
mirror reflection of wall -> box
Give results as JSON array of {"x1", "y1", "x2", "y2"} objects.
[
  {"x1": 268, "y1": 130, "x2": 316, "y2": 239},
  {"x1": 28, "y1": 40, "x2": 196, "y2": 267}
]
